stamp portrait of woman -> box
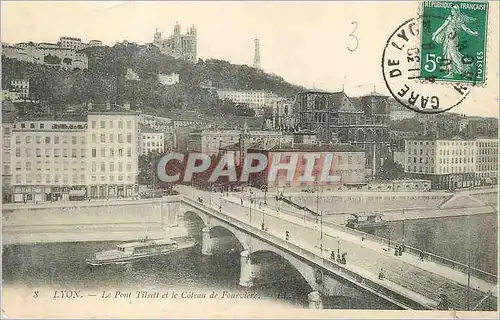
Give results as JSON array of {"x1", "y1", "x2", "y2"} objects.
[{"x1": 431, "y1": 4, "x2": 479, "y2": 78}]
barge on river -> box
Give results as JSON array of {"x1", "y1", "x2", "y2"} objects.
[
  {"x1": 85, "y1": 237, "x2": 196, "y2": 266},
  {"x1": 345, "y1": 213, "x2": 388, "y2": 230}
]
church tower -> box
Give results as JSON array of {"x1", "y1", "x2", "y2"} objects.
[
  {"x1": 173, "y1": 21, "x2": 182, "y2": 58},
  {"x1": 153, "y1": 29, "x2": 161, "y2": 45},
  {"x1": 253, "y1": 39, "x2": 261, "y2": 69}
]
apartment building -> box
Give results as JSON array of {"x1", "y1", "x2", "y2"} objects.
[
  {"x1": 139, "y1": 125, "x2": 165, "y2": 155},
  {"x1": 86, "y1": 110, "x2": 139, "y2": 199},
  {"x1": 9, "y1": 118, "x2": 88, "y2": 202},
  {"x1": 475, "y1": 138, "x2": 498, "y2": 183},
  {"x1": 216, "y1": 89, "x2": 283, "y2": 107},
  {"x1": 404, "y1": 137, "x2": 497, "y2": 190}
]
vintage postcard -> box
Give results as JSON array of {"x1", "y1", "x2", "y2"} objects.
[{"x1": 1, "y1": 0, "x2": 498, "y2": 318}]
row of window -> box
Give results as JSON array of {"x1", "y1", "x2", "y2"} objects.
[
  {"x1": 142, "y1": 147, "x2": 164, "y2": 154},
  {"x1": 439, "y1": 157, "x2": 474, "y2": 164},
  {"x1": 438, "y1": 149, "x2": 474, "y2": 156},
  {"x1": 438, "y1": 166, "x2": 474, "y2": 173},
  {"x1": 15, "y1": 148, "x2": 86, "y2": 158},
  {"x1": 15, "y1": 135, "x2": 85, "y2": 145},
  {"x1": 408, "y1": 149, "x2": 435, "y2": 156},
  {"x1": 14, "y1": 174, "x2": 135, "y2": 184},
  {"x1": 477, "y1": 142, "x2": 498, "y2": 148},
  {"x1": 477, "y1": 164, "x2": 497, "y2": 172},
  {"x1": 91, "y1": 133, "x2": 133, "y2": 144},
  {"x1": 476, "y1": 172, "x2": 497, "y2": 178},
  {"x1": 91, "y1": 162, "x2": 133, "y2": 173},
  {"x1": 408, "y1": 141, "x2": 493, "y2": 147},
  {"x1": 408, "y1": 157, "x2": 436, "y2": 164},
  {"x1": 14, "y1": 174, "x2": 85, "y2": 184},
  {"x1": 91, "y1": 120, "x2": 133, "y2": 130},
  {"x1": 476, "y1": 157, "x2": 497, "y2": 163},
  {"x1": 15, "y1": 161, "x2": 86, "y2": 171},
  {"x1": 90, "y1": 148, "x2": 132, "y2": 158},
  {"x1": 144, "y1": 141, "x2": 163, "y2": 147},
  {"x1": 406, "y1": 166, "x2": 436, "y2": 173},
  {"x1": 477, "y1": 149, "x2": 497, "y2": 155},
  {"x1": 89, "y1": 175, "x2": 134, "y2": 182},
  {"x1": 142, "y1": 135, "x2": 164, "y2": 140}
]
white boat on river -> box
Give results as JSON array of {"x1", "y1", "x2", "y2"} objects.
[{"x1": 85, "y1": 237, "x2": 196, "y2": 266}]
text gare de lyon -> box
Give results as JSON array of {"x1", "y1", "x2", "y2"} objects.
[
  {"x1": 385, "y1": 22, "x2": 470, "y2": 110},
  {"x1": 156, "y1": 152, "x2": 341, "y2": 184}
]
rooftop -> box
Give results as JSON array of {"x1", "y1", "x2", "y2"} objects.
[
  {"x1": 249, "y1": 142, "x2": 365, "y2": 153},
  {"x1": 88, "y1": 103, "x2": 138, "y2": 115},
  {"x1": 221, "y1": 142, "x2": 242, "y2": 151},
  {"x1": 139, "y1": 123, "x2": 164, "y2": 134}
]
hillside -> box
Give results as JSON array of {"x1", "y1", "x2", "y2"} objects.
[{"x1": 1, "y1": 42, "x2": 306, "y2": 116}]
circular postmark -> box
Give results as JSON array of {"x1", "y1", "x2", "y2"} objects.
[{"x1": 382, "y1": 17, "x2": 473, "y2": 114}]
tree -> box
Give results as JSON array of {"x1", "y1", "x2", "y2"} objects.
[
  {"x1": 378, "y1": 159, "x2": 405, "y2": 180},
  {"x1": 3, "y1": 42, "x2": 305, "y2": 116},
  {"x1": 138, "y1": 151, "x2": 163, "y2": 187}
]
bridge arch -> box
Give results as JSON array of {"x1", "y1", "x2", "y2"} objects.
[
  {"x1": 249, "y1": 247, "x2": 319, "y2": 291},
  {"x1": 208, "y1": 221, "x2": 249, "y2": 252},
  {"x1": 183, "y1": 210, "x2": 209, "y2": 226},
  {"x1": 208, "y1": 225, "x2": 246, "y2": 253}
]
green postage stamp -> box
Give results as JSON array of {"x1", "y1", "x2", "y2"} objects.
[{"x1": 419, "y1": 1, "x2": 489, "y2": 85}]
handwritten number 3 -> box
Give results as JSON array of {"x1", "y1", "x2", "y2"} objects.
[{"x1": 348, "y1": 21, "x2": 359, "y2": 52}]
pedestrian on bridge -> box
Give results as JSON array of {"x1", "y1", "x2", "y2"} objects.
[
  {"x1": 340, "y1": 253, "x2": 347, "y2": 265},
  {"x1": 330, "y1": 251, "x2": 335, "y2": 261},
  {"x1": 378, "y1": 268, "x2": 385, "y2": 280},
  {"x1": 419, "y1": 250, "x2": 425, "y2": 261},
  {"x1": 285, "y1": 231, "x2": 289, "y2": 240}
]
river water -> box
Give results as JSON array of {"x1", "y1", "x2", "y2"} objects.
[
  {"x1": 2, "y1": 213, "x2": 497, "y2": 310},
  {"x1": 374, "y1": 213, "x2": 498, "y2": 274}
]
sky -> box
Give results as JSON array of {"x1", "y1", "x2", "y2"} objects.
[{"x1": 2, "y1": 1, "x2": 499, "y2": 118}]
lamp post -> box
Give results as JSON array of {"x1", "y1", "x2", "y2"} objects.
[
  {"x1": 191, "y1": 175, "x2": 195, "y2": 198},
  {"x1": 319, "y1": 203, "x2": 323, "y2": 257},
  {"x1": 316, "y1": 188, "x2": 319, "y2": 224},
  {"x1": 402, "y1": 212, "x2": 406, "y2": 251},
  {"x1": 264, "y1": 185, "x2": 267, "y2": 205},
  {"x1": 388, "y1": 230, "x2": 391, "y2": 251},
  {"x1": 249, "y1": 191, "x2": 253, "y2": 226},
  {"x1": 466, "y1": 214, "x2": 472, "y2": 310},
  {"x1": 337, "y1": 238, "x2": 340, "y2": 257}
]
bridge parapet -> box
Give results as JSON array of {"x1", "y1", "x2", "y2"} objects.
[
  {"x1": 256, "y1": 198, "x2": 497, "y2": 285},
  {"x1": 182, "y1": 197, "x2": 435, "y2": 310},
  {"x1": 326, "y1": 222, "x2": 498, "y2": 285}
]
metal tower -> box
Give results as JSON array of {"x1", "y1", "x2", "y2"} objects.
[{"x1": 253, "y1": 38, "x2": 261, "y2": 69}]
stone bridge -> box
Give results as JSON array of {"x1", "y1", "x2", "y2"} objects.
[{"x1": 3, "y1": 190, "x2": 497, "y2": 311}]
